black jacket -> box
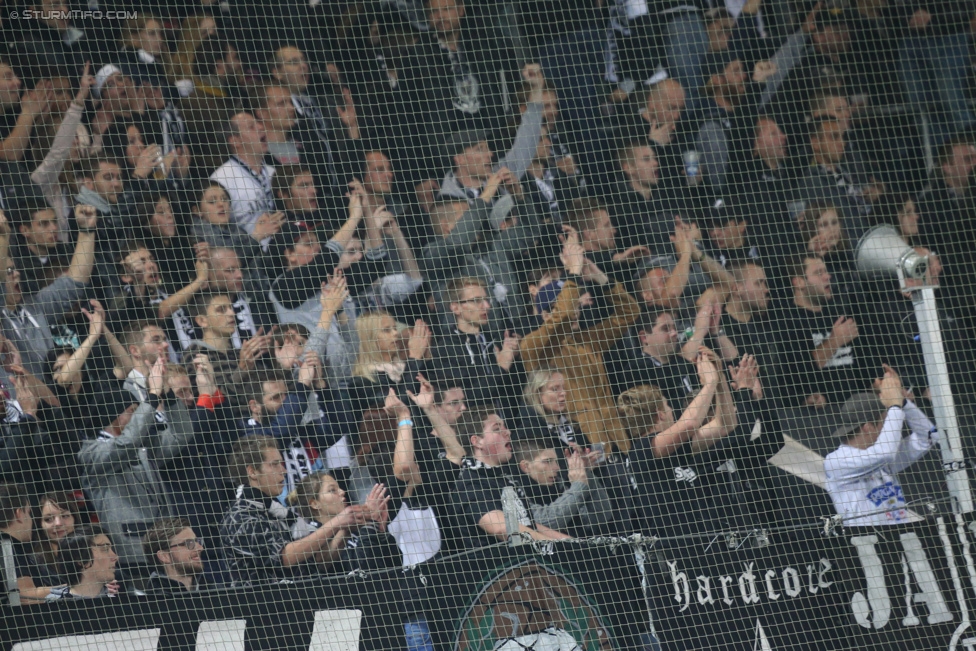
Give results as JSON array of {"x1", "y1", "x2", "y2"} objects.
[
  {"x1": 145, "y1": 571, "x2": 205, "y2": 594},
  {"x1": 289, "y1": 93, "x2": 364, "y2": 220},
  {"x1": 219, "y1": 485, "x2": 297, "y2": 587},
  {"x1": 400, "y1": 28, "x2": 516, "y2": 176},
  {"x1": 429, "y1": 325, "x2": 520, "y2": 407}
]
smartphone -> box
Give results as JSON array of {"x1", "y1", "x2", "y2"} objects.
[{"x1": 590, "y1": 442, "x2": 606, "y2": 465}]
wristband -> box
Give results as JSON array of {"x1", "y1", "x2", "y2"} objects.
[
  {"x1": 197, "y1": 390, "x2": 226, "y2": 411},
  {"x1": 398, "y1": 419, "x2": 414, "y2": 428},
  {"x1": 78, "y1": 226, "x2": 97, "y2": 234}
]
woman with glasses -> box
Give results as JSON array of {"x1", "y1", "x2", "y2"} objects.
[
  {"x1": 47, "y1": 525, "x2": 120, "y2": 599},
  {"x1": 141, "y1": 517, "x2": 207, "y2": 593}
]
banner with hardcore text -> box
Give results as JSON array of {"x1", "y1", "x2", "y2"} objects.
[{"x1": 5, "y1": 522, "x2": 976, "y2": 651}]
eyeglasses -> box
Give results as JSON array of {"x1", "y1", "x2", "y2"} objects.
[
  {"x1": 169, "y1": 537, "x2": 204, "y2": 551},
  {"x1": 92, "y1": 542, "x2": 114, "y2": 551},
  {"x1": 457, "y1": 297, "x2": 490, "y2": 305}
]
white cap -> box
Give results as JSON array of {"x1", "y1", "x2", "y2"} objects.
[{"x1": 93, "y1": 64, "x2": 123, "y2": 99}]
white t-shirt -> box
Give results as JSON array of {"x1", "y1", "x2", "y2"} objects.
[{"x1": 210, "y1": 156, "x2": 275, "y2": 236}]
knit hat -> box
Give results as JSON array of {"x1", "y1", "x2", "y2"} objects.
[
  {"x1": 94, "y1": 64, "x2": 123, "y2": 99},
  {"x1": 278, "y1": 220, "x2": 314, "y2": 246}
]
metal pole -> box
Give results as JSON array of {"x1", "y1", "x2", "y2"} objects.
[{"x1": 912, "y1": 286, "x2": 973, "y2": 514}]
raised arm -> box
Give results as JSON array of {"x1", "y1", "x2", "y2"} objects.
[
  {"x1": 520, "y1": 281, "x2": 579, "y2": 371},
  {"x1": 316, "y1": 273, "x2": 350, "y2": 332},
  {"x1": 65, "y1": 205, "x2": 98, "y2": 284},
  {"x1": 78, "y1": 401, "x2": 156, "y2": 473},
  {"x1": 576, "y1": 261, "x2": 640, "y2": 354},
  {"x1": 681, "y1": 291, "x2": 738, "y2": 362},
  {"x1": 824, "y1": 368, "x2": 907, "y2": 477},
  {"x1": 406, "y1": 374, "x2": 466, "y2": 465},
  {"x1": 104, "y1": 323, "x2": 135, "y2": 378},
  {"x1": 651, "y1": 350, "x2": 720, "y2": 458},
  {"x1": 158, "y1": 249, "x2": 209, "y2": 318},
  {"x1": 692, "y1": 247, "x2": 735, "y2": 291},
  {"x1": 887, "y1": 365, "x2": 940, "y2": 473},
  {"x1": 353, "y1": 183, "x2": 388, "y2": 256},
  {"x1": 682, "y1": 292, "x2": 718, "y2": 361},
  {"x1": 760, "y1": 24, "x2": 811, "y2": 108},
  {"x1": 658, "y1": 222, "x2": 696, "y2": 309},
  {"x1": 52, "y1": 302, "x2": 103, "y2": 388},
  {"x1": 383, "y1": 212, "x2": 423, "y2": 282},
  {"x1": 0, "y1": 83, "x2": 51, "y2": 162},
  {"x1": 520, "y1": 229, "x2": 584, "y2": 370},
  {"x1": 389, "y1": 390, "x2": 423, "y2": 486},
  {"x1": 330, "y1": 192, "x2": 365, "y2": 250},
  {"x1": 692, "y1": 350, "x2": 737, "y2": 453},
  {"x1": 31, "y1": 65, "x2": 93, "y2": 192},
  {"x1": 495, "y1": 64, "x2": 545, "y2": 180},
  {"x1": 891, "y1": 399, "x2": 939, "y2": 474}
]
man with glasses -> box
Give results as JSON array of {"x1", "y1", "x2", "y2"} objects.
[
  {"x1": 429, "y1": 277, "x2": 521, "y2": 407},
  {"x1": 142, "y1": 517, "x2": 206, "y2": 593}
]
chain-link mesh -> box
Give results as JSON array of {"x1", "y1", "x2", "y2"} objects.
[{"x1": 0, "y1": 0, "x2": 975, "y2": 649}]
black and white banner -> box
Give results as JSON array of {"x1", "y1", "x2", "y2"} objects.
[
  {"x1": 6, "y1": 520, "x2": 976, "y2": 651},
  {"x1": 647, "y1": 515, "x2": 976, "y2": 650}
]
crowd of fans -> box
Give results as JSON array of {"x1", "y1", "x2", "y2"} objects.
[{"x1": 0, "y1": 0, "x2": 974, "y2": 647}]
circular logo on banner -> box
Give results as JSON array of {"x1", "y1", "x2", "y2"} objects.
[{"x1": 454, "y1": 561, "x2": 614, "y2": 651}]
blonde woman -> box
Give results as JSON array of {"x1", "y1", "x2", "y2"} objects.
[
  {"x1": 619, "y1": 349, "x2": 741, "y2": 540},
  {"x1": 520, "y1": 368, "x2": 587, "y2": 449},
  {"x1": 347, "y1": 311, "x2": 430, "y2": 419}
]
